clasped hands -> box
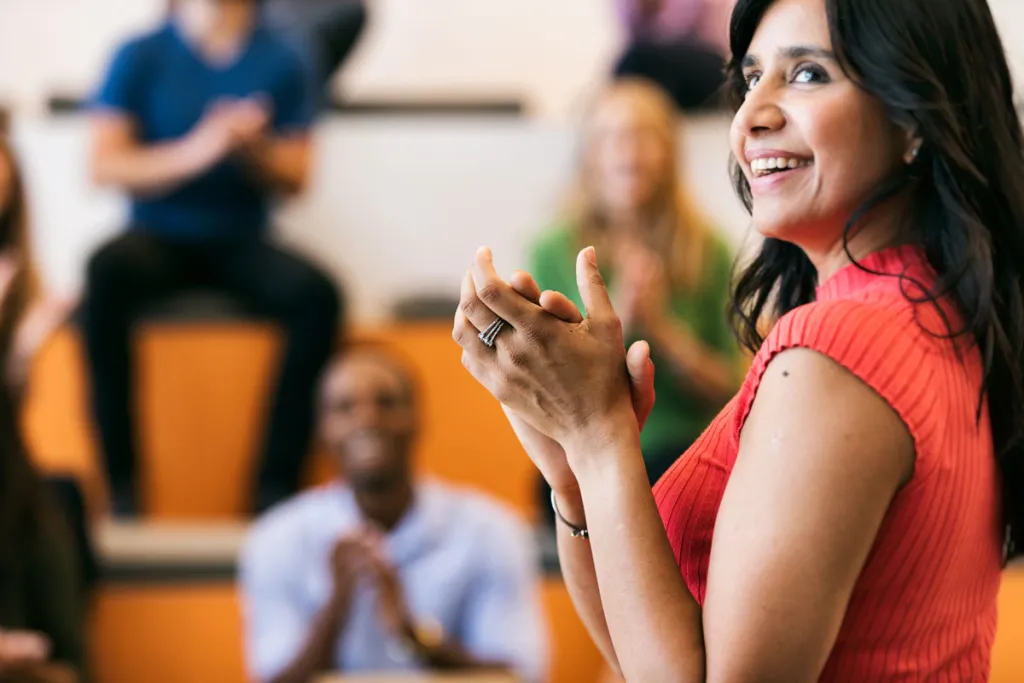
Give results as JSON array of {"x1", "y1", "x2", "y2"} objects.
[
  {"x1": 452, "y1": 246, "x2": 656, "y2": 496},
  {"x1": 187, "y1": 95, "x2": 272, "y2": 168},
  {"x1": 329, "y1": 526, "x2": 412, "y2": 640}
]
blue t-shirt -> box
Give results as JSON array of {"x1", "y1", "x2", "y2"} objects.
[{"x1": 93, "y1": 22, "x2": 315, "y2": 241}]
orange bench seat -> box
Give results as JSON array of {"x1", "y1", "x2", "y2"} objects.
[{"x1": 22, "y1": 322, "x2": 540, "y2": 519}]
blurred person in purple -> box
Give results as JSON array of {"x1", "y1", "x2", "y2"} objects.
[
  {"x1": 85, "y1": 0, "x2": 343, "y2": 517},
  {"x1": 240, "y1": 347, "x2": 547, "y2": 683},
  {"x1": 613, "y1": 0, "x2": 735, "y2": 110}
]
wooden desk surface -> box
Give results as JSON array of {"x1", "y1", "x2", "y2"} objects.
[{"x1": 314, "y1": 674, "x2": 518, "y2": 683}]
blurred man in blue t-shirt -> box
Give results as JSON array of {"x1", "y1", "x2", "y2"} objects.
[{"x1": 85, "y1": 0, "x2": 343, "y2": 516}]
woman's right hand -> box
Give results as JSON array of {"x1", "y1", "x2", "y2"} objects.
[{"x1": 505, "y1": 271, "x2": 657, "y2": 495}]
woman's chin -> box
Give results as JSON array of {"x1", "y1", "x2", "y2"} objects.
[{"x1": 749, "y1": 211, "x2": 803, "y2": 244}]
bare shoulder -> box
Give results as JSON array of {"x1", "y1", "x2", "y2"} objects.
[
  {"x1": 703, "y1": 347, "x2": 916, "y2": 681},
  {"x1": 745, "y1": 345, "x2": 915, "y2": 492}
]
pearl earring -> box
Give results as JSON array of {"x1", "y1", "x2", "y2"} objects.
[{"x1": 906, "y1": 142, "x2": 922, "y2": 164}]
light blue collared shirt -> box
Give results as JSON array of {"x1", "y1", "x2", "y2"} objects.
[{"x1": 239, "y1": 480, "x2": 548, "y2": 683}]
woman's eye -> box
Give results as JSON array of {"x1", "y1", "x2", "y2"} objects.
[
  {"x1": 744, "y1": 73, "x2": 761, "y2": 92},
  {"x1": 793, "y1": 65, "x2": 828, "y2": 84}
]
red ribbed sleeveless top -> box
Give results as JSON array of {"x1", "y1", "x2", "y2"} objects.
[{"x1": 654, "y1": 245, "x2": 1003, "y2": 681}]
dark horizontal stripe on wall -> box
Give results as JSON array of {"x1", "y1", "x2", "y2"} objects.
[
  {"x1": 100, "y1": 562, "x2": 238, "y2": 585},
  {"x1": 48, "y1": 95, "x2": 525, "y2": 118},
  {"x1": 326, "y1": 97, "x2": 524, "y2": 117}
]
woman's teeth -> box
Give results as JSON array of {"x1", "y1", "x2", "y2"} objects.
[{"x1": 751, "y1": 157, "x2": 812, "y2": 177}]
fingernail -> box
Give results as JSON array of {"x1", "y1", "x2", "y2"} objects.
[{"x1": 585, "y1": 246, "x2": 597, "y2": 266}]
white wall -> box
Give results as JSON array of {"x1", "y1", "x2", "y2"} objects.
[
  {"x1": 11, "y1": 115, "x2": 748, "y2": 323},
  {"x1": 2, "y1": 0, "x2": 1024, "y2": 119},
  {"x1": 0, "y1": 0, "x2": 623, "y2": 120},
  {"x1": 5, "y1": 0, "x2": 1024, "y2": 322}
]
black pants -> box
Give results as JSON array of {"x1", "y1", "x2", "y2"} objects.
[
  {"x1": 81, "y1": 230, "x2": 343, "y2": 515},
  {"x1": 614, "y1": 38, "x2": 727, "y2": 111}
]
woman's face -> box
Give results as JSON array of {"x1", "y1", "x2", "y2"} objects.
[
  {"x1": 729, "y1": 0, "x2": 909, "y2": 249},
  {"x1": 588, "y1": 93, "x2": 673, "y2": 216}
]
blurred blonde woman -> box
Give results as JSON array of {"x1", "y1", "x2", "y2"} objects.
[{"x1": 530, "y1": 79, "x2": 739, "y2": 494}]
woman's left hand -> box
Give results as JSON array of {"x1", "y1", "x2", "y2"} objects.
[
  {"x1": 629, "y1": 247, "x2": 670, "y2": 330},
  {"x1": 453, "y1": 246, "x2": 640, "y2": 456}
]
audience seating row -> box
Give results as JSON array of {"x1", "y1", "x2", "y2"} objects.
[
  {"x1": 23, "y1": 320, "x2": 542, "y2": 518},
  {"x1": 20, "y1": 320, "x2": 1024, "y2": 683},
  {"x1": 24, "y1": 319, "x2": 601, "y2": 683}
]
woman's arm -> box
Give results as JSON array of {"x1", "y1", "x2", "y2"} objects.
[
  {"x1": 551, "y1": 487, "x2": 622, "y2": 674},
  {"x1": 563, "y1": 346, "x2": 913, "y2": 682},
  {"x1": 548, "y1": 341, "x2": 659, "y2": 678},
  {"x1": 565, "y1": 425, "x2": 706, "y2": 683}
]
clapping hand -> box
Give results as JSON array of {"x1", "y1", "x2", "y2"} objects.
[
  {"x1": 329, "y1": 530, "x2": 373, "y2": 612},
  {"x1": 614, "y1": 244, "x2": 669, "y2": 335},
  {"x1": 360, "y1": 528, "x2": 412, "y2": 638},
  {"x1": 186, "y1": 95, "x2": 271, "y2": 168},
  {"x1": 226, "y1": 97, "x2": 271, "y2": 147},
  {"x1": 453, "y1": 247, "x2": 655, "y2": 479},
  {"x1": 329, "y1": 526, "x2": 414, "y2": 640}
]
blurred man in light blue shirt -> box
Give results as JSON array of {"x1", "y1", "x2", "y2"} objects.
[{"x1": 240, "y1": 347, "x2": 547, "y2": 683}]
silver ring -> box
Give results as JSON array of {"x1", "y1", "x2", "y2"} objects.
[{"x1": 477, "y1": 317, "x2": 507, "y2": 348}]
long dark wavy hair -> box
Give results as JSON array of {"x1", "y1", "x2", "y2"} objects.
[
  {"x1": 726, "y1": 0, "x2": 1024, "y2": 560},
  {"x1": 0, "y1": 138, "x2": 54, "y2": 568}
]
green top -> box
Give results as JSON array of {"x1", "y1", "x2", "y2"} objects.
[{"x1": 529, "y1": 222, "x2": 739, "y2": 457}]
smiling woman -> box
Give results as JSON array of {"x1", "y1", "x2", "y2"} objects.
[{"x1": 453, "y1": 0, "x2": 1024, "y2": 680}]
